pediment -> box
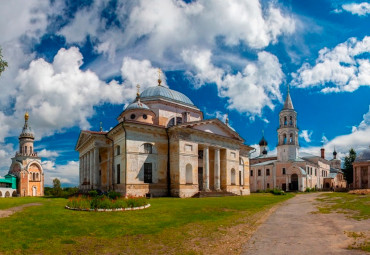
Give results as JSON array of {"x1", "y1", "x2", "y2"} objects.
[
  {"x1": 178, "y1": 119, "x2": 242, "y2": 140},
  {"x1": 75, "y1": 131, "x2": 93, "y2": 151}
]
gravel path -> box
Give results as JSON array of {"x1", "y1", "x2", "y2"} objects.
[
  {"x1": 0, "y1": 203, "x2": 42, "y2": 218},
  {"x1": 242, "y1": 193, "x2": 369, "y2": 255}
]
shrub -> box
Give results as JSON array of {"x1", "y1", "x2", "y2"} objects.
[
  {"x1": 89, "y1": 190, "x2": 98, "y2": 197},
  {"x1": 270, "y1": 188, "x2": 285, "y2": 195},
  {"x1": 67, "y1": 195, "x2": 148, "y2": 210},
  {"x1": 108, "y1": 191, "x2": 122, "y2": 200}
]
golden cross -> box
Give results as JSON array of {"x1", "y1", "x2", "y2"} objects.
[{"x1": 136, "y1": 84, "x2": 140, "y2": 95}]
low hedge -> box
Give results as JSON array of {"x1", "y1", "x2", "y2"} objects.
[{"x1": 67, "y1": 195, "x2": 148, "y2": 210}]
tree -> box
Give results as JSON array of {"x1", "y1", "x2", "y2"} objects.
[
  {"x1": 0, "y1": 47, "x2": 8, "y2": 76},
  {"x1": 52, "y1": 178, "x2": 62, "y2": 197},
  {"x1": 343, "y1": 148, "x2": 356, "y2": 184}
]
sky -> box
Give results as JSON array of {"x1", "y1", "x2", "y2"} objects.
[{"x1": 0, "y1": 0, "x2": 370, "y2": 187}]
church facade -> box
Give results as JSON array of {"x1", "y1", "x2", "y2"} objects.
[
  {"x1": 6, "y1": 113, "x2": 44, "y2": 197},
  {"x1": 75, "y1": 79, "x2": 253, "y2": 198},
  {"x1": 250, "y1": 89, "x2": 346, "y2": 192}
]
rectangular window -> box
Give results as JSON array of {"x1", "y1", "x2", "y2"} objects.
[
  {"x1": 267, "y1": 183, "x2": 270, "y2": 189},
  {"x1": 116, "y1": 164, "x2": 120, "y2": 184},
  {"x1": 144, "y1": 163, "x2": 152, "y2": 183},
  {"x1": 185, "y1": 144, "x2": 193, "y2": 152},
  {"x1": 258, "y1": 169, "x2": 261, "y2": 176},
  {"x1": 266, "y1": 169, "x2": 270, "y2": 176},
  {"x1": 250, "y1": 170, "x2": 253, "y2": 176},
  {"x1": 282, "y1": 168, "x2": 286, "y2": 175},
  {"x1": 230, "y1": 152, "x2": 236, "y2": 158},
  {"x1": 116, "y1": 146, "x2": 120, "y2": 155},
  {"x1": 315, "y1": 169, "x2": 317, "y2": 176}
]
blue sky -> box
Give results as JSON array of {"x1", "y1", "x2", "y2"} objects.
[{"x1": 0, "y1": 0, "x2": 370, "y2": 186}]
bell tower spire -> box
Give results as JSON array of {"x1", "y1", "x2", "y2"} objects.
[{"x1": 277, "y1": 85, "x2": 299, "y2": 161}]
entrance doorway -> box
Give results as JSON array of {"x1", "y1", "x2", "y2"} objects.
[
  {"x1": 282, "y1": 183, "x2": 286, "y2": 191},
  {"x1": 32, "y1": 186, "x2": 37, "y2": 196},
  {"x1": 291, "y1": 174, "x2": 298, "y2": 191},
  {"x1": 198, "y1": 167, "x2": 203, "y2": 191}
]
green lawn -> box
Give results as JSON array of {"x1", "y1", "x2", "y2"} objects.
[
  {"x1": 316, "y1": 192, "x2": 370, "y2": 253},
  {"x1": 316, "y1": 192, "x2": 370, "y2": 220},
  {"x1": 0, "y1": 194, "x2": 293, "y2": 254}
]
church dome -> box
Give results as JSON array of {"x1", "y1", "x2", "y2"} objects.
[
  {"x1": 140, "y1": 85, "x2": 194, "y2": 106},
  {"x1": 355, "y1": 148, "x2": 370, "y2": 162},
  {"x1": 19, "y1": 112, "x2": 34, "y2": 139},
  {"x1": 125, "y1": 101, "x2": 151, "y2": 111},
  {"x1": 259, "y1": 136, "x2": 268, "y2": 146}
]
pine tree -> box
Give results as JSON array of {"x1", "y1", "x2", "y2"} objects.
[{"x1": 343, "y1": 148, "x2": 356, "y2": 184}]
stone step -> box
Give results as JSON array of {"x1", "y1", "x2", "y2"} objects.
[{"x1": 192, "y1": 191, "x2": 238, "y2": 198}]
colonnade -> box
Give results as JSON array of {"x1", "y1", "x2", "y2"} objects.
[
  {"x1": 79, "y1": 147, "x2": 99, "y2": 190},
  {"x1": 202, "y1": 147, "x2": 221, "y2": 191}
]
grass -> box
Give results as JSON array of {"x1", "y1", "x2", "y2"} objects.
[
  {"x1": 0, "y1": 197, "x2": 46, "y2": 209},
  {"x1": 0, "y1": 193, "x2": 293, "y2": 254},
  {"x1": 316, "y1": 192, "x2": 370, "y2": 253},
  {"x1": 316, "y1": 192, "x2": 370, "y2": 220}
]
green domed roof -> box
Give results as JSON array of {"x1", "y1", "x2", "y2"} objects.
[{"x1": 140, "y1": 85, "x2": 194, "y2": 106}]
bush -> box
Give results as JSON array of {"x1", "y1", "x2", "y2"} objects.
[
  {"x1": 89, "y1": 190, "x2": 98, "y2": 197},
  {"x1": 67, "y1": 194, "x2": 148, "y2": 210},
  {"x1": 270, "y1": 188, "x2": 285, "y2": 195},
  {"x1": 108, "y1": 191, "x2": 122, "y2": 200}
]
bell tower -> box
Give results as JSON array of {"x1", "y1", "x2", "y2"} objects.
[{"x1": 277, "y1": 85, "x2": 299, "y2": 161}]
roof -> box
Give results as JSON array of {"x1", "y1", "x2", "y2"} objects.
[
  {"x1": 259, "y1": 136, "x2": 268, "y2": 146},
  {"x1": 283, "y1": 89, "x2": 294, "y2": 110},
  {"x1": 252, "y1": 154, "x2": 277, "y2": 159},
  {"x1": 252, "y1": 159, "x2": 277, "y2": 166},
  {"x1": 140, "y1": 85, "x2": 194, "y2": 106},
  {"x1": 125, "y1": 100, "x2": 151, "y2": 111},
  {"x1": 355, "y1": 148, "x2": 370, "y2": 162}
]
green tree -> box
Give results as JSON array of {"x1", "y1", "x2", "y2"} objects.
[
  {"x1": 52, "y1": 178, "x2": 62, "y2": 197},
  {"x1": 0, "y1": 47, "x2": 8, "y2": 76},
  {"x1": 343, "y1": 148, "x2": 356, "y2": 184}
]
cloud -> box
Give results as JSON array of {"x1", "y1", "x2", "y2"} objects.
[
  {"x1": 301, "y1": 105, "x2": 370, "y2": 159},
  {"x1": 299, "y1": 130, "x2": 313, "y2": 143},
  {"x1": 42, "y1": 160, "x2": 79, "y2": 186},
  {"x1": 38, "y1": 149, "x2": 59, "y2": 158},
  {"x1": 336, "y1": 2, "x2": 370, "y2": 16},
  {"x1": 183, "y1": 49, "x2": 284, "y2": 116},
  {"x1": 292, "y1": 36, "x2": 370, "y2": 93}
]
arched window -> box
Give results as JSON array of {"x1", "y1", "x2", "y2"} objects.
[
  {"x1": 289, "y1": 133, "x2": 293, "y2": 144},
  {"x1": 33, "y1": 173, "x2": 36, "y2": 181},
  {"x1": 25, "y1": 146, "x2": 28, "y2": 154},
  {"x1": 167, "y1": 118, "x2": 175, "y2": 127},
  {"x1": 283, "y1": 134, "x2": 287, "y2": 144},
  {"x1": 30, "y1": 146, "x2": 33, "y2": 154},
  {"x1": 5, "y1": 191, "x2": 10, "y2": 197},
  {"x1": 231, "y1": 168, "x2": 236, "y2": 185},
  {"x1": 0, "y1": 191, "x2": 2, "y2": 197},
  {"x1": 12, "y1": 191, "x2": 17, "y2": 197},
  {"x1": 284, "y1": 116, "x2": 287, "y2": 125},
  {"x1": 186, "y1": 164, "x2": 192, "y2": 184},
  {"x1": 144, "y1": 143, "x2": 153, "y2": 154},
  {"x1": 116, "y1": 145, "x2": 120, "y2": 155},
  {"x1": 36, "y1": 173, "x2": 39, "y2": 180},
  {"x1": 176, "y1": 117, "x2": 182, "y2": 125},
  {"x1": 289, "y1": 116, "x2": 293, "y2": 126}
]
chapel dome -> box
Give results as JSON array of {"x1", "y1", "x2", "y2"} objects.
[
  {"x1": 355, "y1": 148, "x2": 370, "y2": 162},
  {"x1": 140, "y1": 85, "x2": 194, "y2": 106},
  {"x1": 125, "y1": 101, "x2": 151, "y2": 111},
  {"x1": 259, "y1": 136, "x2": 268, "y2": 146},
  {"x1": 19, "y1": 112, "x2": 34, "y2": 139}
]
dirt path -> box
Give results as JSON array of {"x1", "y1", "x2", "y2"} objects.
[
  {"x1": 242, "y1": 193, "x2": 369, "y2": 255},
  {"x1": 0, "y1": 203, "x2": 42, "y2": 218}
]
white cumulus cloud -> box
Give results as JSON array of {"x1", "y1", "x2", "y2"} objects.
[
  {"x1": 292, "y1": 36, "x2": 370, "y2": 93},
  {"x1": 337, "y1": 2, "x2": 370, "y2": 16},
  {"x1": 300, "y1": 130, "x2": 313, "y2": 143}
]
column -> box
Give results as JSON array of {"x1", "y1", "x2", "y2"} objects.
[
  {"x1": 286, "y1": 175, "x2": 289, "y2": 191},
  {"x1": 358, "y1": 167, "x2": 361, "y2": 189},
  {"x1": 79, "y1": 157, "x2": 83, "y2": 188},
  {"x1": 203, "y1": 146, "x2": 210, "y2": 191},
  {"x1": 83, "y1": 154, "x2": 87, "y2": 188},
  {"x1": 94, "y1": 147, "x2": 99, "y2": 189},
  {"x1": 90, "y1": 150, "x2": 94, "y2": 189},
  {"x1": 214, "y1": 148, "x2": 221, "y2": 191},
  {"x1": 86, "y1": 151, "x2": 90, "y2": 188}
]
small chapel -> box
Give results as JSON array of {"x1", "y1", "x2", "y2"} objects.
[
  {"x1": 5, "y1": 113, "x2": 45, "y2": 197},
  {"x1": 250, "y1": 87, "x2": 346, "y2": 192},
  {"x1": 75, "y1": 74, "x2": 253, "y2": 198}
]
